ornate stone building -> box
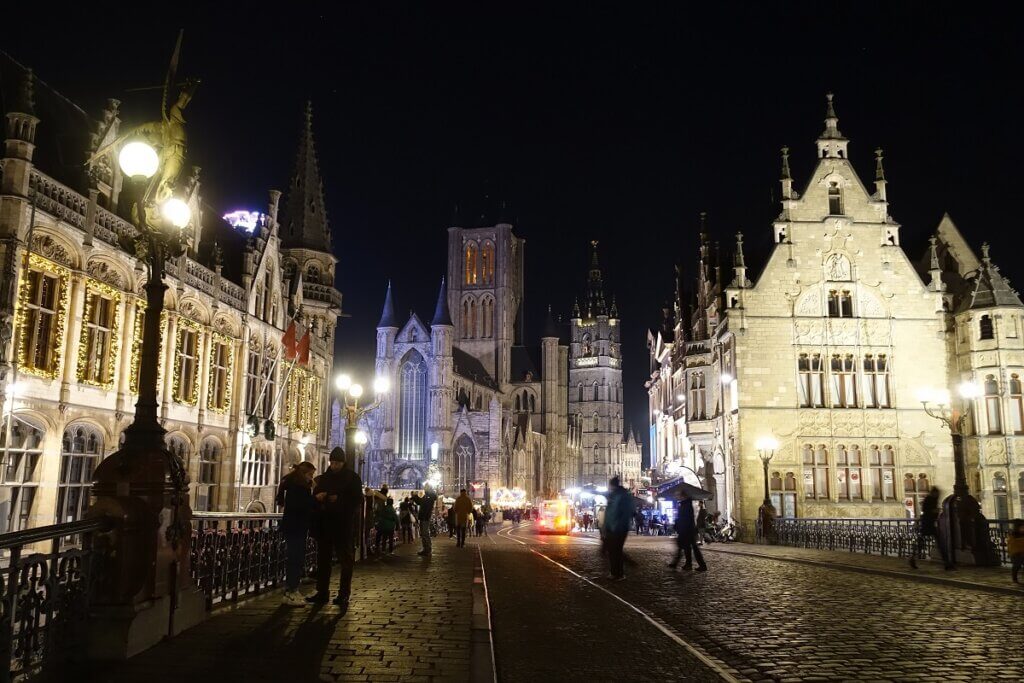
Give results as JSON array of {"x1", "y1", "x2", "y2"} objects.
[
  {"x1": 0, "y1": 55, "x2": 341, "y2": 532},
  {"x1": 365, "y1": 222, "x2": 582, "y2": 500},
  {"x1": 648, "y1": 94, "x2": 1024, "y2": 531}
]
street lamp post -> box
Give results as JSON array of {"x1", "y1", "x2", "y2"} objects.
[
  {"x1": 756, "y1": 437, "x2": 778, "y2": 544},
  {"x1": 918, "y1": 384, "x2": 999, "y2": 566},
  {"x1": 335, "y1": 373, "x2": 389, "y2": 482}
]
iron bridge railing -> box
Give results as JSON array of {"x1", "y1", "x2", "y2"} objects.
[{"x1": 773, "y1": 517, "x2": 1014, "y2": 566}]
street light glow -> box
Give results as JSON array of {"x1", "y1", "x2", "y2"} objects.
[
  {"x1": 958, "y1": 381, "x2": 982, "y2": 399},
  {"x1": 721, "y1": 372, "x2": 734, "y2": 384},
  {"x1": 756, "y1": 436, "x2": 779, "y2": 451},
  {"x1": 118, "y1": 141, "x2": 159, "y2": 179},
  {"x1": 335, "y1": 373, "x2": 352, "y2": 392},
  {"x1": 915, "y1": 387, "x2": 934, "y2": 404},
  {"x1": 161, "y1": 197, "x2": 191, "y2": 229},
  {"x1": 348, "y1": 383, "x2": 364, "y2": 399},
  {"x1": 354, "y1": 430, "x2": 368, "y2": 445},
  {"x1": 373, "y1": 376, "x2": 390, "y2": 394}
]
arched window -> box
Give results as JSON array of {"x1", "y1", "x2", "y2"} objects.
[
  {"x1": 475, "y1": 395, "x2": 483, "y2": 411},
  {"x1": 593, "y1": 382, "x2": 599, "y2": 401},
  {"x1": 869, "y1": 445, "x2": 896, "y2": 501},
  {"x1": 592, "y1": 412, "x2": 600, "y2": 432},
  {"x1": 167, "y1": 434, "x2": 191, "y2": 470},
  {"x1": 577, "y1": 384, "x2": 584, "y2": 402},
  {"x1": 1009, "y1": 374, "x2": 1023, "y2": 434},
  {"x1": 529, "y1": 394, "x2": 536, "y2": 413},
  {"x1": 836, "y1": 445, "x2": 862, "y2": 500},
  {"x1": 57, "y1": 424, "x2": 104, "y2": 524},
  {"x1": 399, "y1": 351, "x2": 428, "y2": 458},
  {"x1": 979, "y1": 315, "x2": 994, "y2": 340},
  {"x1": 196, "y1": 439, "x2": 221, "y2": 512},
  {"x1": 464, "y1": 242, "x2": 479, "y2": 285},
  {"x1": 992, "y1": 473, "x2": 1008, "y2": 519},
  {"x1": 985, "y1": 375, "x2": 1002, "y2": 434},
  {"x1": 0, "y1": 417, "x2": 44, "y2": 533},
  {"x1": 770, "y1": 471, "x2": 797, "y2": 518},
  {"x1": 802, "y1": 444, "x2": 829, "y2": 499},
  {"x1": 481, "y1": 241, "x2": 496, "y2": 285},
  {"x1": 454, "y1": 434, "x2": 476, "y2": 485},
  {"x1": 481, "y1": 297, "x2": 493, "y2": 338},
  {"x1": 515, "y1": 394, "x2": 521, "y2": 411},
  {"x1": 593, "y1": 444, "x2": 600, "y2": 463}
]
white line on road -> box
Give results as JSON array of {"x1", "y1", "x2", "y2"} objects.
[{"x1": 498, "y1": 523, "x2": 741, "y2": 683}]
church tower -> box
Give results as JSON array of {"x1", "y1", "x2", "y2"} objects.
[
  {"x1": 446, "y1": 222, "x2": 523, "y2": 388},
  {"x1": 569, "y1": 241, "x2": 624, "y2": 484}
]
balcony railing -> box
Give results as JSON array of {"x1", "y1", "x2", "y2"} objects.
[{"x1": 774, "y1": 517, "x2": 1014, "y2": 566}]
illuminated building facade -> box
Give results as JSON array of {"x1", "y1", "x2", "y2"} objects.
[
  {"x1": 0, "y1": 56, "x2": 341, "y2": 532},
  {"x1": 647, "y1": 95, "x2": 1024, "y2": 531}
]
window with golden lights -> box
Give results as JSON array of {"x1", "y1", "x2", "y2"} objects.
[
  {"x1": 464, "y1": 242, "x2": 479, "y2": 285},
  {"x1": 481, "y1": 241, "x2": 495, "y2": 284},
  {"x1": 207, "y1": 337, "x2": 232, "y2": 412},
  {"x1": 174, "y1": 323, "x2": 200, "y2": 405},
  {"x1": 80, "y1": 287, "x2": 118, "y2": 386},
  {"x1": 18, "y1": 264, "x2": 68, "y2": 377}
]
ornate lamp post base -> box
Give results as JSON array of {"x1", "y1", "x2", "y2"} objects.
[{"x1": 942, "y1": 435, "x2": 1000, "y2": 566}]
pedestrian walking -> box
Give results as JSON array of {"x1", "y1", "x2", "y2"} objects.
[
  {"x1": 307, "y1": 447, "x2": 363, "y2": 609},
  {"x1": 410, "y1": 483, "x2": 437, "y2": 556},
  {"x1": 1007, "y1": 518, "x2": 1024, "y2": 584},
  {"x1": 276, "y1": 461, "x2": 316, "y2": 606},
  {"x1": 375, "y1": 498, "x2": 399, "y2": 555},
  {"x1": 668, "y1": 490, "x2": 707, "y2": 572},
  {"x1": 910, "y1": 486, "x2": 953, "y2": 570},
  {"x1": 454, "y1": 488, "x2": 474, "y2": 547},
  {"x1": 603, "y1": 476, "x2": 634, "y2": 580},
  {"x1": 447, "y1": 504, "x2": 457, "y2": 538},
  {"x1": 399, "y1": 497, "x2": 414, "y2": 544}
]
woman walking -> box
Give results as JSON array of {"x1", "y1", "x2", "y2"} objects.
[
  {"x1": 276, "y1": 461, "x2": 317, "y2": 606},
  {"x1": 375, "y1": 498, "x2": 399, "y2": 555}
]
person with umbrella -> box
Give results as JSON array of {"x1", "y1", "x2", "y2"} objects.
[{"x1": 668, "y1": 488, "x2": 708, "y2": 572}]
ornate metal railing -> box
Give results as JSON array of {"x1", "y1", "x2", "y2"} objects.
[
  {"x1": 0, "y1": 519, "x2": 109, "y2": 682},
  {"x1": 774, "y1": 517, "x2": 1014, "y2": 566},
  {"x1": 190, "y1": 513, "x2": 317, "y2": 608}
]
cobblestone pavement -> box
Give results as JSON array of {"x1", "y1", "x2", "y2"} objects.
[
  {"x1": 485, "y1": 524, "x2": 1024, "y2": 682},
  {"x1": 87, "y1": 540, "x2": 475, "y2": 682}
]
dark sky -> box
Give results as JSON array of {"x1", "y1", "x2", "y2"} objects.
[{"x1": 6, "y1": 5, "x2": 1022, "y2": 465}]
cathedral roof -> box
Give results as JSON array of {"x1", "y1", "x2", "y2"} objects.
[
  {"x1": 280, "y1": 101, "x2": 332, "y2": 253},
  {"x1": 453, "y1": 348, "x2": 497, "y2": 390},
  {"x1": 541, "y1": 305, "x2": 562, "y2": 340},
  {"x1": 378, "y1": 282, "x2": 398, "y2": 328},
  {"x1": 511, "y1": 346, "x2": 541, "y2": 382},
  {"x1": 956, "y1": 243, "x2": 1024, "y2": 313},
  {"x1": 431, "y1": 278, "x2": 453, "y2": 326}
]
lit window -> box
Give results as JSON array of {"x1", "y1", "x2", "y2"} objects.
[
  {"x1": 57, "y1": 424, "x2": 103, "y2": 524},
  {"x1": 174, "y1": 323, "x2": 200, "y2": 405},
  {"x1": 399, "y1": 350, "x2": 428, "y2": 458},
  {"x1": 464, "y1": 242, "x2": 479, "y2": 285},
  {"x1": 836, "y1": 445, "x2": 862, "y2": 500},
  {"x1": 985, "y1": 375, "x2": 1002, "y2": 435},
  {"x1": 0, "y1": 418, "x2": 43, "y2": 533},
  {"x1": 798, "y1": 353, "x2": 825, "y2": 408},
  {"x1": 830, "y1": 354, "x2": 857, "y2": 408},
  {"x1": 863, "y1": 354, "x2": 891, "y2": 408},
  {"x1": 19, "y1": 265, "x2": 67, "y2": 376},
  {"x1": 208, "y1": 337, "x2": 232, "y2": 412},
  {"x1": 802, "y1": 444, "x2": 829, "y2": 499},
  {"x1": 993, "y1": 473, "x2": 1008, "y2": 519},
  {"x1": 828, "y1": 182, "x2": 843, "y2": 215},
  {"x1": 195, "y1": 439, "x2": 221, "y2": 512},
  {"x1": 869, "y1": 445, "x2": 896, "y2": 501},
  {"x1": 1010, "y1": 374, "x2": 1023, "y2": 435},
  {"x1": 481, "y1": 241, "x2": 496, "y2": 285},
  {"x1": 80, "y1": 288, "x2": 118, "y2": 386}
]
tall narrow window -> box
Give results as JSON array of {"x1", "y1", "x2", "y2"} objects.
[
  {"x1": 174, "y1": 324, "x2": 200, "y2": 405},
  {"x1": 863, "y1": 354, "x2": 891, "y2": 408},
  {"x1": 869, "y1": 445, "x2": 896, "y2": 501},
  {"x1": 80, "y1": 288, "x2": 117, "y2": 386},
  {"x1": 593, "y1": 382, "x2": 600, "y2": 401},
  {"x1": 261, "y1": 355, "x2": 277, "y2": 418},
  {"x1": 770, "y1": 471, "x2": 797, "y2": 518},
  {"x1": 481, "y1": 298, "x2": 493, "y2": 338},
  {"x1": 1019, "y1": 472, "x2": 1024, "y2": 515},
  {"x1": 578, "y1": 384, "x2": 584, "y2": 402},
  {"x1": 56, "y1": 425, "x2": 103, "y2": 524},
  {"x1": 836, "y1": 445, "x2": 863, "y2": 500},
  {"x1": 802, "y1": 444, "x2": 829, "y2": 499},
  {"x1": 1009, "y1": 374, "x2": 1023, "y2": 435},
  {"x1": 797, "y1": 354, "x2": 825, "y2": 407},
  {"x1": 0, "y1": 418, "x2": 43, "y2": 533},
  {"x1": 398, "y1": 351, "x2": 428, "y2": 458},
  {"x1": 21, "y1": 267, "x2": 67, "y2": 375},
  {"x1": 481, "y1": 241, "x2": 496, "y2": 285},
  {"x1": 208, "y1": 337, "x2": 232, "y2": 412},
  {"x1": 828, "y1": 182, "x2": 843, "y2": 215},
  {"x1": 195, "y1": 439, "x2": 220, "y2": 512},
  {"x1": 464, "y1": 242, "x2": 479, "y2": 285},
  {"x1": 827, "y1": 290, "x2": 854, "y2": 317},
  {"x1": 992, "y1": 473, "x2": 1008, "y2": 520},
  {"x1": 985, "y1": 375, "x2": 1002, "y2": 434},
  {"x1": 979, "y1": 315, "x2": 994, "y2": 340},
  {"x1": 245, "y1": 350, "x2": 260, "y2": 414},
  {"x1": 592, "y1": 413, "x2": 600, "y2": 432},
  {"x1": 829, "y1": 354, "x2": 857, "y2": 407}
]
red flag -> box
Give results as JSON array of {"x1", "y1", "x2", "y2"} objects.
[
  {"x1": 282, "y1": 322, "x2": 297, "y2": 360},
  {"x1": 295, "y1": 331, "x2": 310, "y2": 366}
]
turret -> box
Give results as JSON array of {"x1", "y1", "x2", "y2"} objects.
[
  {"x1": 874, "y1": 147, "x2": 887, "y2": 202},
  {"x1": 816, "y1": 93, "x2": 849, "y2": 160},
  {"x1": 2, "y1": 67, "x2": 39, "y2": 201}
]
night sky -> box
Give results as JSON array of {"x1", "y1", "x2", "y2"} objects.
[{"x1": 5, "y1": 6, "x2": 1021, "y2": 465}]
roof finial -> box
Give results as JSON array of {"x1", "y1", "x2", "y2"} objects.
[
  {"x1": 781, "y1": 145, "x2": 791, "y2": 180},
  {"x1": 572, "y1": 298, "x2": 581, "y2": 318},
  {"x1": 981, "y1": 242, "x2": 991, "y2": 264},
  {"x1": 817, "y1": 92, "x2": 848, "y2": 158},
  {"x1": 929, "y1": 236, "x2": 940, "y2": 270},
  {"x1": 825, "y1": 92, "x2": 837, "y2": 120},
  {"x1": 874, "y1": 148, "x2": 885, "y2": 182},
  {"x1": 734, "y1": 232, "x2": 746, "y2": 268}
]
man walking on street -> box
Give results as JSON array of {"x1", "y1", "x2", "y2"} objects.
[
  {"x1": 910, "y1": 486, "x2": 953, "y2": 569},
  {"x1": 454, "y1": 488, "x2": 474, "y2": 548},
  {"x1": 669, "y1": 490, "x2": 707, "y2": 572},
  {"x1": 307, "y1": 447, "x2": 363, "y2": 610},
  {"x1": 411, "y1": 482, "x2": 437, "y2": 556},
  {"x1": 603, "y1": 476, "x2": 634, "y2": 581}
]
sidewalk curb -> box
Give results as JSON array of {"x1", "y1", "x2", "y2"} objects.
[
  {"x1": 703, "y1": 546, "x2": 1023, "y2": 597},
  {"x1": 472, "y1": 547, "x2": 498, "y2": 683}
]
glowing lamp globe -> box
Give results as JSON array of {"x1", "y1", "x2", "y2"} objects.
[
  {"x1": 756, "y1": 436, "x2": 779, "y2": 452},
  {"x1": 915, "y1": 388, "x2": 934, "y2": 404},
  {"x1": 373, "y1": 376, "x2": 390, "y2": 394},
  {"x1": 161, "y1": 197, "x2": 191, "y2": 229},
  {"x1": 958, "y1": 381, "x2": 982, "y2": 399},
  {"x1": 721, "y1": 372, "x2": 734, "y2": 384},
  {"x1": 335, "y1": 373, "x2": 352, "y2": 392},
  {"x1": 348, "y1": 383, "x2": 364, "y2": 399},
  {"x1": 354, "y1": 431, "x2": 368, "y2": 445},
  {"x1": 118, "y1": 141, "x2": 159, "y2": 180}
]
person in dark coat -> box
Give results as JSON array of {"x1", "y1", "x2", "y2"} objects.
[
  {"x1": 603, "y1": 476, "x2": 634, "y2": 580},
  {"x1": 276, "y1": 461, "x2": 316, "y2": 606},
  {"x1": 669, "y1": 490, "x2": 707, "y2": 572},
  {"x1": 910, "y1": 486, "x2": 952, "y2": 569},
  {"x1": 410, "y1": 482, "x2": 437, "y2": 556},
  {"x1": 307, "y1": 447, "x2": 363, "y2": 609}
]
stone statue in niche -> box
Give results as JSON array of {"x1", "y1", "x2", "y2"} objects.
[{"x1": 825, "y1": 253, "x2": 851, "y2": 281}]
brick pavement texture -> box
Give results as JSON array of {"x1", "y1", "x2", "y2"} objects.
[{"x1": 85, "y1": 541, "x2": 476, "y2": 682}]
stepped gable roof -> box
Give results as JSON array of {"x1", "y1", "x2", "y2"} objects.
[
  {"x1": 956, "y1": 243, "x2": 1024, "y2": 313},
  {"x1": 453, "y1": 348, "x2": 497, "y2": 390}
]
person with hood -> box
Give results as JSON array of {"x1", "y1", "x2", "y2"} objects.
[
  {"x1": 375, "y1": 498, "x2": 399, "y2": 555},
  {"x1": 410, "y1": 482, "x2": 437, "y2": 556},
  {"x1": 307, "y1": 447, "x2": 363, "y2": 609},
  {"x1": 454, "y1": 488, "x2": 474, "y2": 547},
  {"x1": 603, "y1": 476, "x2": 634, "y2": 580},
  {"x1": 669, "y1": 489, "x2": 707, "y2": 572},
  {"x1": 276, "y1": 461, "x2": 316, "y2": 606}
]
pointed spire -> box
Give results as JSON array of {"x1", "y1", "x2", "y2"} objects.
[
  {"x1": 732, "y1": 232, "x2": 751, "y2": 289},
  {"x1": 957, "y1": 241, "x2": 1024, "y2": 312},
  {"x1": 14, "y1": 67, "x2": 35, "y2": 115},
  {"x1": 282, "y1": 101, "x2": 331, "y2": 252},
  {"x1": 610, "y1": 295, "x2": 619, "y2": 319},
  {"x1": 572, "y1": 298, "x2": 581, "y2": 319},
  {"x1": 928, "y1": 236, "x2": 944, "y2": 292},
  {"x1": 431, "y1": 278, "x2": 453, "y2": 326},
  {"x1": 874, "y1": 148, "x2": 886, "y2": 182},
  {"x1": 378, "y1": 281, "x2": 398, "y2": 328},
  {"x1": 817, "y1": 93, "x2": 849, "y2": 159},
  {"x1": 780, "y1": 145, "x2": 791, "y2": 180},
  {"x1": 586, "y1": 240, "x2": 607, "y2": 316},
  {"x1": 542, "y1": 304, "x2": 560, "y2": 339}
]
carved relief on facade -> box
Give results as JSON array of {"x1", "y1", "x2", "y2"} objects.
[
  {"x1": 830, "y1": 411, "x2": 864, "y2": 437},
  {"x1": 856, "y1": 287, "x2": 886, "y2": 318},
  {"x1": 864, "y1": 411, "x2": 897, "y2": 437},
  {"x1": 975, "y1": 352, "x2": 997, "y2": 367},
  {"x1": 795, "y1": 287, "x2": 822, "y2": 317},
  {"x1": 86, "y1": 259, "x2": 126, "y2": 289},
  {"x1": 899, "y1": 435, "x2": 934, "y2": 466},
  {"x1": 827, "y1": 319, "x2": 858, "y2": 346},
  {"x1": 794, "y1": 320, "x2": 824, "y2": 345},
  {"x1": 859, "y1": 319, "x2": 891, "y2": 346},
  {"x1": 983, "y1": 438, "x2": 1008, "y2": 466},
  {"x1": 797, "y1": 409, "x2": 831, "y2": 434},
  {"x1": 31, "y1": 234, "x2": 75, "y2": 267},
  {"x1": 823, "y1": 252, "x2": 851, "y2": 281}
]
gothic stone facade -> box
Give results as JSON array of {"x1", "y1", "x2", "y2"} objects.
[{"x1": 0, "y1": 57, "x2": 341, "y2": 532}]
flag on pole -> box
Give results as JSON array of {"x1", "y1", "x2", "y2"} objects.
[
  {"x1": 282, "y1": 321, "x2": 298, "y2": 360},
  {"x1": 295, "y1": 330, "x2": 310, "y2": 366}
]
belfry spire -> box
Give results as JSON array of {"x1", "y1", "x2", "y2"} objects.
[
  {"x1": 816, "y1": 93, "x2": 849, "y2": 159},
  {"x1": 282, "y1": 101, "x2": 331, "y2": 252},
  {"x1": 378, "y1": 281, "x2": 398, "y2": 328},
  {"x1": 586, "y1": 240, "x2": 607, "y2": 317}
]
